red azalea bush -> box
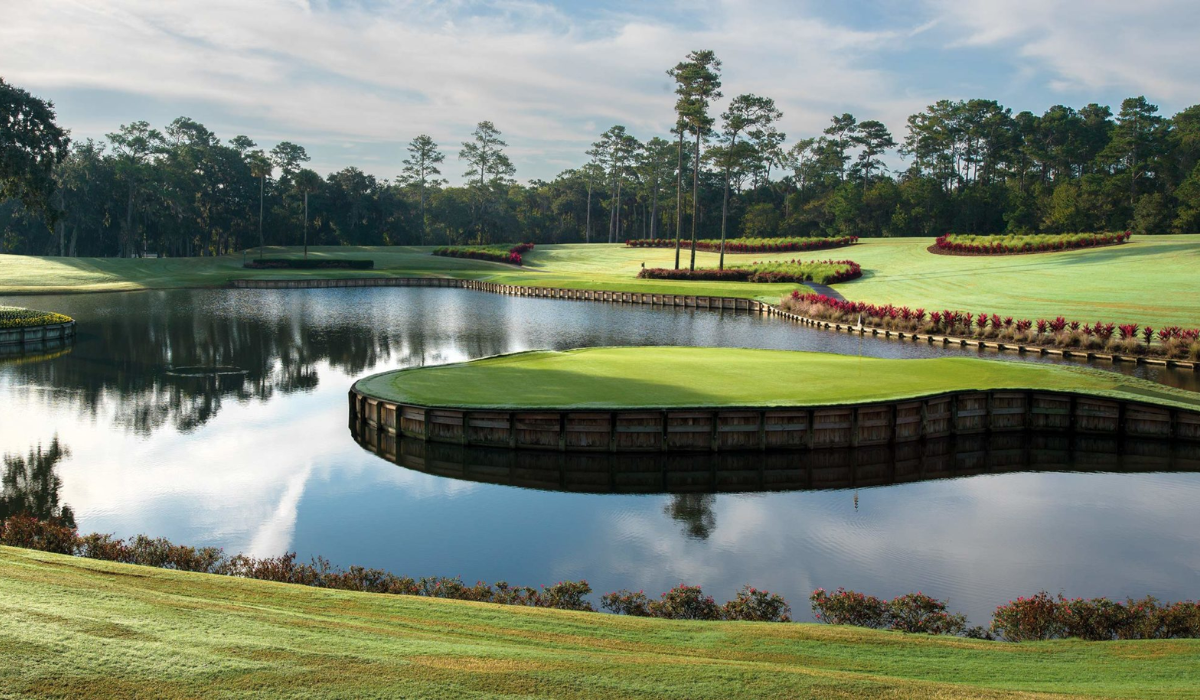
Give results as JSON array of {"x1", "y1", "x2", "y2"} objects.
[
  {"x1": 626, "y1": 235, "x2": 858, "y2": 253},
  {"x1": 934, "y1": 231, "x2": 1131, "y2": 255},
  {"x1": 810, "y1": 588, "x2": 966, "y2": 635},
  {"x1": 781, "y1": 291, "x2": 1200, "y2": 360},
  {"x1": 433, "y1": 242, "x2": 534, "y2": 266},
  {"x1": 810, "y1": 587, "x2": 889, "y2": 628},
  {"x1": 637, "y1": 268, "x2": 751, "y2": 282}
]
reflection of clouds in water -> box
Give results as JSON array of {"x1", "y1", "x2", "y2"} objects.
[
  {"x1": 2, "y1": 360, "x2": 479, "y2": 557},
  {"x1": 3, "y1": 287, "x2": 1200, "y2": 625},
  {"x1": 580, "y1": 473, "x2": 1200, "y2": 623}
]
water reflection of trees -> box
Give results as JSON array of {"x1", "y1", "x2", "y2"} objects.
[
  {"x1": 665, "y1": 494, "x2": 716, "y2": 540},
  {"x1": 2, "y1": 436, "x2": 74, "y2": 526},
  {"x1": 2, "y1": 290, "x2": 518, "y2": 435}
]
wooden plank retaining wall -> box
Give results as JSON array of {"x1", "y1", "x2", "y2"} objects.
[
  {"x1": 230, "y1": 277, "x2": 1198, "y2": 371},
  {"x1": 0, "y1": 321, "x2": 76, "y2": 347},
  {"x1": 348, "y1": 386, "x2": 1200, "y2": 454}
]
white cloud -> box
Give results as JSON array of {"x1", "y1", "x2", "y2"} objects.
[{"x1": 927, "y1": 0, "x2": 1200, "y2": 102}]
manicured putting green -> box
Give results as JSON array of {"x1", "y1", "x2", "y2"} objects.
[{"x1": 355, "y1": 347, "x2": 1200, "y2": 411}]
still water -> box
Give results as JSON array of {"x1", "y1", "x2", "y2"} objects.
[{"x1": 2, "y1": 287, "x2": 1198, "y2": 624}]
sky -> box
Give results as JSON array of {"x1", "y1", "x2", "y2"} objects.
[{"x1": 3, "y1": 0, "x2": 1198, "y2": 183}]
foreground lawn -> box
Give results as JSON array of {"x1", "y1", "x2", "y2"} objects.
[
  {"x1": 2, "y1": 235, "x2": 1198, "y2": 327},
  {"x1": 2, "y1": 546, "x2": 1198, "y2": 699},
  {"x1": 356, "y1": 347, "x2": 1200, "y2": 411}
]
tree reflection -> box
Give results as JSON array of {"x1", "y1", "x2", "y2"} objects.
[
  {"x1": 1, "y1": 436, "x2": 74, "y2": 527},
  {"x1": 664, "y1": 493, "x2": 716, "y2": 540},
  {"x1": 3, "y1": 290, "x2": 505, "y2": 435}
]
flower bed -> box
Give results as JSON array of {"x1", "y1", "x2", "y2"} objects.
[
  {"x1": 932, "y1": 232, "x2": 1131, "y2": 256},
  {"x1": 638, "y1": 260, "x2": 862, "y2": 285},
  {"x1": 626, "y1": 236, "x2": 858, "y2": 254},
  {"x1": 0, "y1": 306, "x2": 73, "y2": 329},
  {"x1": 780, "y1": 291, "x2": 1200, "y2": 360},
  {"x1": 432, "y1": 242, "x2": 534, "y2": 266}
]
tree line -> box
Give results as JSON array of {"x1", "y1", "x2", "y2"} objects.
[{"x1": 2, "y1": 59, "x2": 1199, "y2": 259}]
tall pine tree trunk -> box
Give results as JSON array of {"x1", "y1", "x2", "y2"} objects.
[
  {"x1": 690, "y1": 130, "x2": 700, "y2": 271},
  {"x1": 674, "y1": 130, "x2": 684, "y2": 269}
]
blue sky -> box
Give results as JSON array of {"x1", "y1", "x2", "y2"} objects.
[{"x1": 3, "y1": 0, "x2": 1198, "y2": 182}]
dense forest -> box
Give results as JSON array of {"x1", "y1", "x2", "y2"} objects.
[{"x1": 2, "y1": 51, "x2": 1199, "y2": 258}]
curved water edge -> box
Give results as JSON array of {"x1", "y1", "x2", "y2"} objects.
[{"x1": 230, "y1": 277, "x2": 1200, "y2": 372}]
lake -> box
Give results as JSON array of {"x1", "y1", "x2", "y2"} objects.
[{"x1": 2, "y1": 286, "x2": 1199, "y2": 624}]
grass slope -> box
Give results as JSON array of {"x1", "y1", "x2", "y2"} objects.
[
  {"x1": 2, "y1": 546, "x2": 1199, "y2": 699},
  {"x1": 3, "y1": 235, "x2": 1199, "y2": 326},
  {"x1": 355, "y1": 347, "x2": 1200, "y2": 411}
]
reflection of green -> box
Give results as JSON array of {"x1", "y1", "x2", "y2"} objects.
[
  {"x1": 3, "y1": 546, "x2": 1200, "y2": 697},
  {"x1": 1, "y1": 436, "x2": 74, "y2": 527},
  {"x1": 665, "y1": 493, "x2": 716, "y2": 540},
  {"x1": 356, "y1": 347, "x2": 1200, "y2": 411}
]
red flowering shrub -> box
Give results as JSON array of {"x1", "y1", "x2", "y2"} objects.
[
  {"x1": 639, "y1": 260, "x2": 862, "y2": 285},
  {"x1": 601, "y1": 589, "x2": 653, "y2": 616},
  {"x1": 991, "y1": 592, "x2": 1068, "y2": 641},
  {"x1": 778, "y1": 292, "x2": 1199, "y2": 359},
  {"x1": 539, "y1": 580, "x2": 595, "y2": 611},
  {"x1": 637, "y1": 268, "x2": 752, "y2": 281},
  {"x1": 810, "y1": 587, "x2": 889, "y2": 628},
  {"x1": 887, "y1": 592, "x2": 968, "y2": 635},
  {"x1": 649, "y1": 584, "x2": 722, "y2": 620},
  {"x1": 722, "y1": 585, "x2": 792, "y2": 622}
]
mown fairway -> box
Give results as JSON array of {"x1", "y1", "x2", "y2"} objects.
[
  {"x1": 2, "y1": 235, "x2": 1198, "y2": 327},
  {"x1": 356, "y1": 347, "x2": 1200, "y2": 411},
  {"x1": 3, "y1": 546, "x2": 1199, "y2": 699}
]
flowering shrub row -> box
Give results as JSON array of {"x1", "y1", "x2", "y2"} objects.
[
  {"x1": 243, "y1": 258, "x2": 374, "y2": 270},
  {"x1": 603, "y1": 584, "x2": 792, "y2": 622},
  {"x1": 432, "y1": 242, "x2": 534, "y2": 266},
  {"x1": 626, "y1": 236, "x2": 858, "y2": 253},
  {"x1": 991, "y1": 592, "x2": 1200, "y2": 641},
  {"x1": 0, "y1": 306, "x2": 73, "y2": 329},
  {"x1": 781, "y1": 291, "x2": 1200, "y2": 360},
  {"x1": 0, "y1": 514, "x2": 783, "y2": 621},
  {"x1": 638, "y1": 260, "x2": 862, "y2": 286},
  {"x1": 934, "y1": 231, "x2": 1131, "y2": 255},
  {"x1": 812, "y1": 587, "x2": 1200, "y2": 641}
]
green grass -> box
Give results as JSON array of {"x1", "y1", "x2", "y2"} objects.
[
  {"x1": 3, "y1": 236, "x2": 1199, "y2": 327},
  {"x1": 354, "y1": 347, "x2": 1200, "y2": 411},
  {"x1": 2, "y1": 546, "x2": 1198, "y2": 699}
]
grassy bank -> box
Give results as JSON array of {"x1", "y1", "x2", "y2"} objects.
[
  {"x1": 2, "y1": 546, "x2": 1198, "y2": 699},
  {"x1": 354, "y1": 347, "x2": 1200, "y2": 411},
  {"x1": 3, "y1": 236, "x2": 1199, "y2": 327}
]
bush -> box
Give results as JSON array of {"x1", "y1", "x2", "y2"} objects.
[
  {"x1": 0, "y1": 514, "x2": 77, "y2": 554},
  {"x1": 242, "y1": 258, "x2": 374, "y2": 270},
  {"x1": 990, "y1": 592, "x2": 1069, "y2": 641},
  {"x1": 887, "y1": 592, "x2": 967, "y2": 635},
  {"x1": 648, "y1": 584, "x2": 722, "y2": 620},
  {"x1": 0, "y1": 306, "x2": 73, "y2": 329},
  {"x1": 601, "y1": 589, "x2": 652, "y2": 616},
  {"x1": 779, "y1": 291, "x2": 1200, "y2": 359},
  {"x1": 626, "y1": 236, "x2": 858, "y2": 254},
  {"x1": 539, "y1": 580, "x2": 595, "y2": 612},
  {"x1": 722, "y1": 585, "x2": 792, "y2": 622},
  {"x1": 432, "y1": 242, "x2": 533, "y2": 266},
  {"x1": 934, "y1": 231, "x2": 1131, "y2": 255},
  {"x1": 810, "y1": 587, "x2": 888, "y2": 628},
  {"x1": 638, "y1": 260, "x2": 862, "y2": 285}
]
